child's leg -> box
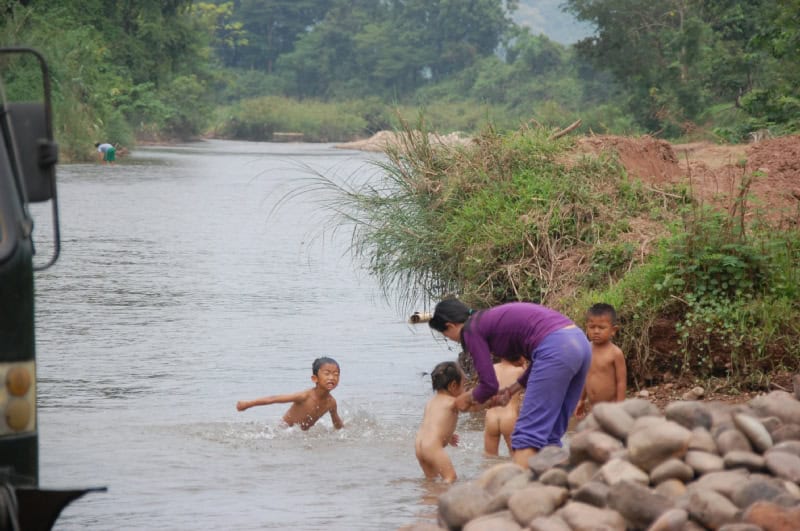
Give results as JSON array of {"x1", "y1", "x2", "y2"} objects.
[
  {"x1": 484, "y1": 411, "x2": 501, "y2": 456},
  {"x1": 416, "y1": 454, "x2": 439, "y2": 480},
  {"x1": 502, "y1": 432, "x2": 513, "y2": 455},
  {"x1": 430, "y1": 448, "x2": 457, "y2": 483},
  {"x1": 498, "y1": 410, "x2": 517, "y2": 455},
  {"x1": 416, "y1": 446, "x2": 456, "y2": 482}
]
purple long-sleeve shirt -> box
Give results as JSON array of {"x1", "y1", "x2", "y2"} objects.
[{"x1": 462, "y1": 302, "x2": 573, "y2": 403}]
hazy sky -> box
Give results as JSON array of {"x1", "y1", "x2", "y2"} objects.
[{"x1": 514, "y1": 1, "x2": 594, "y2": 44}]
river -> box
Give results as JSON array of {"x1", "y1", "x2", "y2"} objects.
[{"x1": 31, "y1": 140, "x2": 498, "y2": 530}]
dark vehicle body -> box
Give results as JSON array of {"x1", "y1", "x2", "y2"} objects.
[{"x1": 1, "y1": 47, "x2": 101, "y2": 531}]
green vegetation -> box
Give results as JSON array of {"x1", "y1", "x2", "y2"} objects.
[
  {"x1": 0, "y1": 1, "x2": 212, "y2": 160},
  {"x1": 323, "y1": 122, "x2": 800, "y2": 390},
  {"x1": 2, "y1": 0, "x2": 798, "y2": 387},
  {"x1": 2, "y1": 0, "x2": 799, "y2": 159}
]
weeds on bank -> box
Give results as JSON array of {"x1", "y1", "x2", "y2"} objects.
[
  {"x1": 317, "y1": 118, "x2": 800, "y2": 389},
  {"x1": 568, "y1": 167, "x2": 800, "y2": 388},
  {"x1": 325, "y1": 117, "x2": 682, "y2": 310}
]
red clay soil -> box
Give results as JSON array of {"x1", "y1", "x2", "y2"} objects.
[
  {"x1": 578, "y1": 134, "x2": 800, "y2": 226},
  {"x1": 577, "y1": 134, "x2": 800, "y2": 405}
]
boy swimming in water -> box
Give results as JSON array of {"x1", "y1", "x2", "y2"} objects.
[
  {"x1": 415, "y1": 361, "x2": 476, "y2": 483},
  {"x1": 236, "y1": 357, "x2": 344, "y2": 430}
]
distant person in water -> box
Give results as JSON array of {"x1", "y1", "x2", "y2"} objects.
[
  {"x1": 95, "y1": 142, "x2": 116, "y2": 164},
  {"x1": 575, "y1": 303, "x2": 627, "y2": 418},
  {"x1": 484, "y1": 356, "x2": 527, "y2": 457},
  {"x1": 236, "y1": 357, "x2": 343, "y2": 430},
  {"x1": 415, "y1": 361, "x2": 479, "y2": 483},
  {"x1": 429, "y1": 298, "x2": 591, "y2": 468}
]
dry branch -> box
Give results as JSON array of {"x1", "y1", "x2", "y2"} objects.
[{"x1": 549, "y1": 119, "x2": 582, "y2": 140}]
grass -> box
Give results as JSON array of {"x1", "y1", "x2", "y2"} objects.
[{"x1": 304, "y1": 117, "x2": 800, "y2": 390}]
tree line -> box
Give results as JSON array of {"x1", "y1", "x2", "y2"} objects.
[{"x1": 0, "y1": 0, "x2": 797, "y2": 159}]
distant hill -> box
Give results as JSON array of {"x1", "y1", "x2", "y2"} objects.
[{"x1": 514, "y1": 0, "x2": 594, "y2": 44}]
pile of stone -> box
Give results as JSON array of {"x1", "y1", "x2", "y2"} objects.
[{"x1": 412, "y1": 376, "x2": 800, "y2": 530}]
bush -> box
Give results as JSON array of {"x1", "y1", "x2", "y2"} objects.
[
  {"x1": 316, "y1": 117, "x2": 800, "y2": 390},
  {"x1": 216, "y1": 96, "x2": 368, "y2": 142}
]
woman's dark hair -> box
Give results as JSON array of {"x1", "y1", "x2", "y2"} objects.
[
  {"x1": 430, "y1": 361, "x2": 462, "y2": 391},
  {"x1": 428, "y1": 298, "x2": 472, "y2": 332}
]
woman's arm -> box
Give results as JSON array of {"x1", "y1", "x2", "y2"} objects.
[
  {"x1": 501, "y1": 381, "x2": 524, "y2": 405},
  {"x1": 462, "y1": 333, "x2": 500, "y2": 403}
]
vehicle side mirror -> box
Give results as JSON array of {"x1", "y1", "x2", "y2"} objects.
[{"x1": 5, "y1": 102, "x2": 57, "y2": 203}]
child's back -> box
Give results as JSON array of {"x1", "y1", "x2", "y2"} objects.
[
  {"x1": 484, "y1": 357, "x2": 526, "y2": 456},
  {"x1": 415, "y1": 361, "x2": 464, "y2": 483},
  {"x1": 415, "y1": 392, "x2": 459, "y2": 457}
]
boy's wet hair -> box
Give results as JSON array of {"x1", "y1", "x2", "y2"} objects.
[
  {"x1": 587, "y1": 303, "x2": 618, "y2": 325},
  {"x1": 430, "y1": 361, "x2": 463, "y2": 391},
  {"x1": 312, "y1": 357, "x2": 339, "y2": 375}
]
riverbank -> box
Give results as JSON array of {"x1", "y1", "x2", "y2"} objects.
[
  {"x1": 405, "y1": 373, "x2": 800, "y2": 530},
  {"x1": 327, "y1": 126, "x2": 800, "y2": 397},
  {"x1": 334, "y1": 130, "x2": 472, "y2": 152}
]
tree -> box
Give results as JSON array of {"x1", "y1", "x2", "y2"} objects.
[
  {"x1": 276, "y1": 0, "x2": 384, "y2": 98},
  {"x1": 388, "y1": 0, "x2": 517, "y2": 81},
  {"x1": 193, "y1": 2, "x2": 249, "y2": 67},
  {"x1": 565, "y1": 0, "x2": 715, "y2": 133},
  {"x1": 232, "y1": 0, "x2": 333, "y2": 72},
  {"x1": 276, "y1": 0, "x2": 518, "y2": 99}
]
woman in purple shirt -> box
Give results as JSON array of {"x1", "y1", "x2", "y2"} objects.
[{"x1": 429, "y1": 298, "x2": 591, "y2": 468}]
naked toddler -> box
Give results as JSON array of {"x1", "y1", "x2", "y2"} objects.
[{"x1": 415, "y1": 361, "x2": 467, "y2": 483}]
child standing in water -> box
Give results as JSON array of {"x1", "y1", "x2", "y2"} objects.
[
  {"x1": 415, "y1": 361, "x2": 470, "y2": 483},
  {"x1": 484, "y1": 357, "x2": 527, "y2": 456},
  {"x1": 575, "y1": 304, "x2": 627, "y2": 418},
  {"x1": 236, "y1": 357, "x2": 344, "y2": 430}
]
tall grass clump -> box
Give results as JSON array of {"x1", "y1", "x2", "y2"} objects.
[
  {"x1": 312, "y1": 117, "x2": 800, "y2": 390},
  {"x1": 216, "y1": 96, "x2": 369, "y2": 142},
  {"x1": 313, "y1": 118, "x2": 683, "y2": 313}
]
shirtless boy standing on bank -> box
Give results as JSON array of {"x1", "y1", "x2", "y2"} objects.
[
  {"x1": 484, "y1": 356, "x2": 526, "y2": 456},
  {"x1": 575, "y1": 304, "x2": 627, "y2": 418},
  {"x1": 236, "y1": 357, "x2": 344, "y2": 430}
]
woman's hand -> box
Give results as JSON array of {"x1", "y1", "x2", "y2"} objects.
[
  {"x1": 449, "y1": 433, "x2": 460, "y2": 447},
  {"x1": 493, "y1": 389, "x2": 511, "y2": 407},
  {"x1": 495, "y1": 382, "x2": 523, "y2": 406}
]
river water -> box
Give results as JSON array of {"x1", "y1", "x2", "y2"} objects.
[{"x1": 31, "y1": 140, "x2": 498, "y2": 530}]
